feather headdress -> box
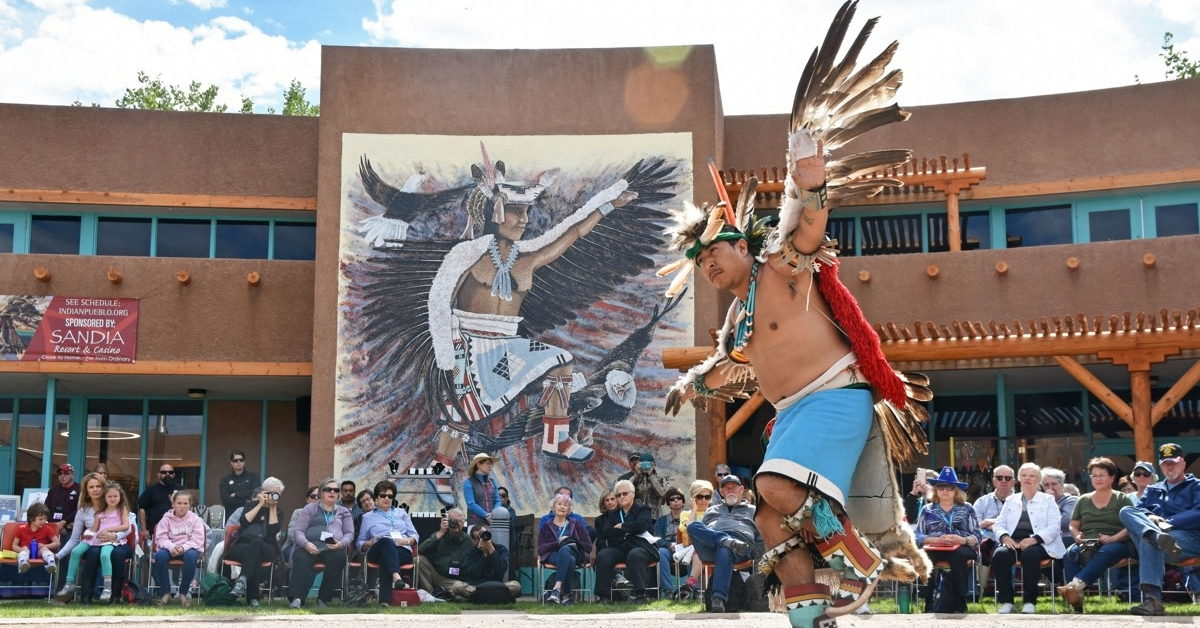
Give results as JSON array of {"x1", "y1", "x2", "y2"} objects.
[{"x1": 657, "y1": 177, "x2": 769, "y2": 298}]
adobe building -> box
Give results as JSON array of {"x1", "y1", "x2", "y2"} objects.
[{"x1": 1, "y1": 42, "x2": 1198, "y2": 519}]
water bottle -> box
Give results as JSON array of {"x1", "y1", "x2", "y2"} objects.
[
  {"x1": 897, "y1": 582, "x2": 911, "y2": 614},
  {"x1": 29, "y1": 539, "x2": 37, "y2": 559}
]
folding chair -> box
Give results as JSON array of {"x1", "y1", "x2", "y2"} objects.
[
  {"x1": 348, "y1": 541, "x2": 418, "y2": 603},
  {"x1": 613, "y1": 559, "x2": 660, "y2": 600},
  {"x1": 699, "y1": 557, "x2": 754, "y2": 601},
  {"x1": 147, "y1": 534, "x2": 205, "y2": 601},
  {"x1": 0, "y1": 521, "x2": 58, "y2": 601},
  {"x1": 538, "y1": 558, "x2": 592, "y2": 603},
  {"x1": 220, "y1": 524, "x2": 275, "y2": 603}
]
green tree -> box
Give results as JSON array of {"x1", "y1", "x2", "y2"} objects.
[
  {"x1": 1160, "y1": 31, "x2": 1199, "y2": 80},
  {"x1": 266, "y1": 79, "x2": 320, "y2": 116},
  {"x1": 114, "y1": 71, "x2": 229, "y2": 112}
]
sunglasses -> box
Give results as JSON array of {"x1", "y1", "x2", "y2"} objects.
[
  {"x1": 231, "y1": 458, "x2": 245, "y2": 463},
  {"x1": 993, "y1": 475, "x2": 1014, "y2": 482},
  {"x1": 695, "y1": 494, "x2": 713, "y2": 500},
  {"x1": 668, "y1": 495, "x2": 684, "y2": 501},
  {"x1": 935, "y1": 485, "x2": 957, "y2": 491},
  {"x1": 1133, "y1": 471, "x2": 1153, "y2": 477},
  {"x1": 159, "y1": 470, "x2": 175, "y2": 475},
  {"x1": 322, "y1": 486, "x2": 340, "y2": 493},
  {"x1": 615, "y1": 491, "x2": 633, "y2": 497},
  {"x1": 307, "y1": 493, "x2": 319, "y2": 499},
  {"x1": 377, "y1": 493, "x2": 395, "y2": 499}
]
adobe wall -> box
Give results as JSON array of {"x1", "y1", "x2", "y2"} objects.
[
  {"x1": 725, "y1": 77, "x2": 1200, "y2": 189},
  {"x1": 0, "y1": 104, "x2": 318, "y2": 197},
  {"x1": 310, "y1": 44, "x2": 727, "y2": 480}
]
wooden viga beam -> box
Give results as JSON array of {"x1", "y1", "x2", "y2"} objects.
[
  {"x1": 662, "y1": 309, "x2": 1200, "y2": 371},
  {"x1": 719, "y1": 153, "x2": 985, "y2": 200}
]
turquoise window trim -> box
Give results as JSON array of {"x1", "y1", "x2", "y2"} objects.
[
  {"x1": 78, "y1": 214, "x2": 97, "y2": 255},
  {"x1": 1076, "y1": 196, "x2": 1142, "y2": 242},
  {"x1": 268, "y1": 219, "x2": 277, "y2": 259},
  {"x1": 198, "y1": 398, "x2": 208, "y2": 501},
  {"x1": 1144, "y1": 190, "x2": 1200, "y2": 237},
  {"x1": 40, "y1": 378, "x2": 57, "y2": 486},
  {"x1": 150, "y1": 216, "x2": 159, "y2": 257},
  {"x1": 138, "y1": 398, "x2": 150, "y2": 495},
  {"x1": 208, "y1": 219, "x2": 218, "y2": 258},
  {"x1": 0, "y1": 214, "x2": 30, "y2": 254}
]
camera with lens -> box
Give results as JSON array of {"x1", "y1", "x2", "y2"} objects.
[
  {"x1": 448, "y1": 518, "x2": 461, "y2": 530},
  {"x1": 479, "y1": 530, "x2": 492, "y2": 542},
  {"x1": 265, "y1": 492, "x2": 280, "y2": 501}
]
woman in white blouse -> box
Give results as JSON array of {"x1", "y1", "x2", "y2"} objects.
[{"x1": 991, "y1": 462, "x2": 1067, "y2": 614}]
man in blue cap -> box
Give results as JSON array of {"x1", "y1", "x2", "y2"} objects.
[{"x1": 1119, "y1": 442, "x2": 1200, "y2": 616}]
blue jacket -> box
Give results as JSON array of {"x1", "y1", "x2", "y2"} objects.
[{"x1": 1136, "y1": 474, "x2": 1200, "y2": 530}]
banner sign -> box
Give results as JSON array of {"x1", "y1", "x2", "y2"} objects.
[{"x1": 0, "y1": 296, "x2": 139, "y2": 363}]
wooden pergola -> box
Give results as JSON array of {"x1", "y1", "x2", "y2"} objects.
[{"x1": 664, "y1": 308, "x2": 1200, "y2": 467}]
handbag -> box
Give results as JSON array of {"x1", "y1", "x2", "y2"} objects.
[
  {"x1": 1077, "y1": 539, "x2": 1102, "y2": 566},
  {"x1": 391, "y1": 588, "x2": 421, "y2": 607}
]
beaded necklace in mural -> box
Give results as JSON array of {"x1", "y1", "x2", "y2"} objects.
[
  {"x1": 729, "y1": 262, "x2": 760, "y2": 364},
  {"x1": 489, "y1": 238, "x2": 519, "y2": 301}
]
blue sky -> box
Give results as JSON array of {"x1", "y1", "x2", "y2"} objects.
[{"x1": 0, "y1": 0, "x2": 1197, "y2": 114}]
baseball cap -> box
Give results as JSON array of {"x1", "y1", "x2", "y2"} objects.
[
  {"x1": 627, "y1": 453, "x2": 640, "y2": 461},
  {"x1": 1133, "y1": 461, "x2": 1155, "y2": 475},
  {"x1": 639, "y1": 453, "x2": 655, "y2": 463},
  {"x1": 57, "y1": 463, "x2": 74, "y2": 474},
  {"x1": 1159, "y1": 443, "x2": 1185, "y2": 463},
  {"x1": 719, "y1": 474, "x2": 742, "y2": 487}
]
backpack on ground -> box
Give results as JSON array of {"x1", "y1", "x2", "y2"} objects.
[
  {"x1": 469, "y1": 581, "x2": 515, "y2": 605},
  {"x1": 200, "y1": 572, "x2": 239, "y2": 606}
]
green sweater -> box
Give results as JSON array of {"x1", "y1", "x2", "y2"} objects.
[{"x1": 417, "y1": 529, "x2": 472, "y2": 577}]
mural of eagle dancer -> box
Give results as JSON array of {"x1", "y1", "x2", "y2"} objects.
[{"x1": 338, "y1": 139, "x2": 683, "y2": 509}]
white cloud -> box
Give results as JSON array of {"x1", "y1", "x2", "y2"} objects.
[
  {"x1": 362, "y1": 0, "x2": 1198, "y2": 114},
  {"x1": 174, "y1": 0, "x2": 228, "y2": 9},
  {"x1": 0, "y1": 1, "x2": 321, "y2": 112}
]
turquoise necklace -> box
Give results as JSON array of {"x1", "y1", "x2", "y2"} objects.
[
  {"x1": 488, "y1": 238, "x2": 519, "y2": 301},
  {"x1": 730, "y1": 262, "x2": 759, "y2": 364}
]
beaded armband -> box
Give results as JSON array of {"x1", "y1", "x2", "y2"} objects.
[{"x1": 692, "y1": 375, "x2": 719, "y2": 398}]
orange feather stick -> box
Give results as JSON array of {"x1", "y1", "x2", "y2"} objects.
[{"x1": 707, "y1": 157, "x2": 735, "y2": 224}]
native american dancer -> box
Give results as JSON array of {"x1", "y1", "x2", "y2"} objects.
[
  {"x1": 659, "y1": 2, "x2": 931, "y2": 626},
  {"x1": 354, "y1": 143, "x2": 678, "y2": 505}
]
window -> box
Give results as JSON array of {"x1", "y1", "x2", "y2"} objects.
[
  {"x1": 1086, "y1": 208, "x2": 1131, "y2": 242},
  {"x1": 1156, "y1": 203, "x2": 1199, "y2": 237},
  {"x1": 928, "y1": 211, "x2": 991, "y2": 252},
  {"x1": 29, "y1": 215, "x2": 81, "y2": 254},
  {"x1": 216, "y1": 220, "x2": 269, "y2": 259},
  {"x1": 828, "y1": 217, "x2": 856, "y2": 257},
  {"x1": 0, "y1": 224, "x2": 13, "y2": 254},
  {"x1": 14, "y1": 398, "x2": 70, "y2": 497},
  {"x1": 97, "y1": 217, "x2": 152, "y2": 256},
  {"x1": 860, "y1": 214, "x2": 922, "y2": 255},
  {"x1": 273, "y1": 221, "x2": 317, "y2": 260},
  {"x1": 1005, "y1": 205, "x2": 1071, "y2": 247},
  {"x1": 157, "y1": 219, "x2": 211, "y2": 258}
]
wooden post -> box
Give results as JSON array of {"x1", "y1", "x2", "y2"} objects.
[
  {"x1": 947, "y1": 191, "x2": 961, "y2": 252},
  {"x1": 1131, "y1": 370, "x2": 1155, "y2": 463}
]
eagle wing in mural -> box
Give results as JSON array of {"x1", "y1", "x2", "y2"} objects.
[
  {"x1": 519, "y1": 158, "x2": 677, "y2": 336},
  {"x1": 357, "y1": 156, "x2": 474, "y2": 246}
]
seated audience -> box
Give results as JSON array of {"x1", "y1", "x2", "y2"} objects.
[
  {"x1": 289, "y1": 477, "x2": 353, "y2": 609},
  {"x1": 537, "y1": 492, "x2": 592, "y2": 604},
  {"x1": 1057, "y1": 457, "x2": 1136, "y2": 612},
  {"x1": 450, "y1": 524, "x2": 521, "y2": 600},
  {"x1": 356, "y1": 480, "x2": 418, "y2": 607},
  {"x1": 685, "y1": 475, "x2": 761, "y2": 613},
  {"x1": 675, "y1": 480, "x2": 713, "y2": 598},
  {"x1": 914, "y1": 467, "x2": 980, "y2": 614},
  {"x1": 415, "y1": 507, "x2": 470, "y2": 600},
  {"x1": 1118, "y1": 443, "x2": 1200, "y2": 617},
  {"x1": 654, "y1": 487, "x2": 686, "y2": 597},
  {"x1": 594, "y1": 479, "x2": 656, "y2": 603},
  {"x1": 992, "y1": 462, "x2": 1066, "y2": 614},
  {"x1": 226, "y1": 477, "x2": 285, "y2": 607},
  {"x1": 152, "y1": 490, "x2": 206, "y2": 606}
]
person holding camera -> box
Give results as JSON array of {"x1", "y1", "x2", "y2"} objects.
[
  {"x1": 631, "y1": 452, "x2": 668, "y2": 518},
  {"x1": 450, "y1": 524, "x2": 522, "y2": 601},
  {"x1": 226, "y1": 477, "x2": 285, "y2": 607},
  {"x1": 289, "y1": 477, "x2": 354, "y2": 608},
  {"x1": 415, "y1": 507, "x2": 471, "y2": 600},
  {"x1": 356, "y1": 480, "x2": 419, "y2": 607}
]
